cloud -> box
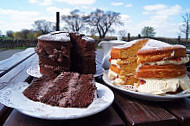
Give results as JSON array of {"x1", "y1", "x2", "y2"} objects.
[
  {"x1": 81, "y1": 6, "x2": 90, "y2": 9},
  {"x1": 55, "y1": 0, "x2": 95, "y2": 5},
  {"x1": 120, "y1": 14, "x2": 131, "y2": 21},
  {"x1": 139, "y1": 4, "x2": 182, "y2": 37},
  {"x1": 0, "y1": 8, "x2": 41, "y2": 34},
  {"x1": 46, "y1": 7, "x2": 71, "y2": 15},
  {"x1": 29, "y1": 0, "x2": 38, "y2": 4},
  {"x1": 111, "y1": 2, "x2": 123, "y2": 6},
  {"x1": 29, "y1": 0, "x2": 95, "y2": 5},
  {"x1": 144, "y1": 4, "x2": 167, "y2": 11},
  {"x1": 108, "y1": 14, "x2": 131, "y2": 36},
  {"x1": 0, "y1": 7, "x2": 72, "y2": 34},
  {"x1": 0, "y1": 8, "x2": 40, "y2": 21},
  {"x1": 29, "y1": 0, "x2": 53, "y2": 6},
  {"x1": 143, "y1": 4, "x2": 181, "y2": 16},
  {"x1": 125, "y1": 4, "x2": 132, "y2": 8}
]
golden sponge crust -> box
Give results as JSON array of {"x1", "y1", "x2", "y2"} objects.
[
  {"x1": 136, "y1": 64, "x2": 186, "y2": 78},
  {"x1": 111, "y1": 39, "x2": 148, "y2": 59},
  {"x1": 125, "y1": 76, "x2": 138, "y2": 85},
  {"x1": 137, "y1": 46, "x2": 186, "y2": 64}
]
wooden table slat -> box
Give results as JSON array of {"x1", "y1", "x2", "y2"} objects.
[
  {"x1": 0, "y1": 48, "x2": 35, "y2": 77},
  {"x1": 113, "y1": 91, "x2": 178, "y2": 126},
  {"x1": 0, "y1": 53, "x2": 38, "y2": 88},
  {"x1": 0, "y1": 53, "x2": 38, "y2": 125},
  {"x1": 160, "y1": 98, "x2": 190, "y2": 126},
  {"x1": 0, "y1": 104, "x2": 13, "y2": 126},
  {"x1": 3, "y1": 107, "x2": 124, "y2": 126}
]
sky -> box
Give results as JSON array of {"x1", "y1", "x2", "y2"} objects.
[{"x1": 0, "y1": 0, "x2": 190, "y2": 38}]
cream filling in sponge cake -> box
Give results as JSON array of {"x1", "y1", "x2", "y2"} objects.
[
  {"x1": 108, "y1": 69, "x2": 137, "y2": 85},
  {"x1": 135, "y1": 55, "x2": 190, "y2": 95},
  {"x1": 135, "y1": 75, "x2": 190, "y2": 95}
]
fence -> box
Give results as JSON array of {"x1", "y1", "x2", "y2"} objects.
[
  {"x1": 1, "y1": 34, "x2": 190, "y2": 49},
  {"x1": 124, "y1": 33, "x2": 190, "y2": 47},
  {"x1": 0, "y1": 39, "x2": 37, "y2": 48},
  {"x1": 94, "y1": 33, "x2": 190, "y2": 47}
]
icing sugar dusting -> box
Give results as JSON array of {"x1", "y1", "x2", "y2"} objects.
[
  {"x1": 38, "y1": 31, "x2": 70, "y2": 42},
  {"x1": 140, "y1": 39, "x2": 186, "y2": 51},
  {"x1": 140, "y1": 39, "x2": 172, "y2": 51},
  {"x1": 82, "y1": 36, "x2": 95, "y2": 42},
  {"x1": 113, "y1": 39, "x2": 139, "y2": 49},
  {"x1": 113, "y1": 39, "x2": 186, "y2": 50}
]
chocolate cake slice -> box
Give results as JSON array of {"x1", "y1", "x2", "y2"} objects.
[
  {"x1": 59, "y1": 74, "x2": 96, "y2": 107},
  {"x1": 36, "y1": 31, "x2": 72, "y2": 75},
  {"x1": 23, "y1": 72, "x2": 96, "y2": 108},
  {"x1": 44, "y1": 72, "x2": 80, "y2": 106},
  {"x1": 36, "y1": 31, "x2": 96, "y2": 75},
  {"x1": 23, "y1": 74, "x2": 57, "y2": 101},
  {"x1": 70, "y1": 33, "x2": 96, "y2": 74}
]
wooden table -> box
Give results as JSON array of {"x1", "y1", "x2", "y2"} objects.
[{"x1": 1, "y1": 48, "x2": 190, "y2": 126}]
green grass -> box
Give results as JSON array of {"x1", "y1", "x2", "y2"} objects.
[
  {"x1": 0, "y1": 46, "x2": 29, "y2": 51},
  {"x1": 96, "y1": 46, "x2": 102, "y2": 49}
]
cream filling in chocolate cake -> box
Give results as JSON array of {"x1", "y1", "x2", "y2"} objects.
[{"x1": 23, "y1": 72, "x2": 96, "y2": 108}]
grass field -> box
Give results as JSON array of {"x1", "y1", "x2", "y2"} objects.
[{"x1": 0, "y1": 46, "x2": 29, "y2": 51}]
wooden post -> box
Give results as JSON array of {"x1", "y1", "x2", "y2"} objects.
[
  {"x1": 138, "y1": 34, "x2": 141, "y2": 38},
  {"x1": 127, "y1": 33, "x2": 130, "y2": 42},
  {"x1": 178, "y1": 36, "x2": 181, "y2": 44},
  {"x1": 56, "y1": 12, "x2": 60, "y2": 31}
]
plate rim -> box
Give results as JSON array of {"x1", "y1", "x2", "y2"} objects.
[
  {"x1": 26, "y1": 65, "x2": 104, "y2": 78},
  {"x1": 103, "y1": 70, "x2": 190, "y2": 101},
  {"x1": 16, "y1": 82, "x2": 114, "y2": 120}
]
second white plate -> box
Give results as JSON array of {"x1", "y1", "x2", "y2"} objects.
[
  {"x1": 103, "y1": 70, "x2": 190, "y2": 101},
  {"x1": 27, "y1": 65, "x2": 104, "y2": 78}
]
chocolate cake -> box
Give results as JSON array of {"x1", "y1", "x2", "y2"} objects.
[
  {"x1": 36, "y1": 31, "x2": 72, "y2": 75},
  {"x1": 36, "y1": 31, "x2": 96, "y2": 75},
  {"x1": 23, "y1": 72, "x2": 96, "y2": 107},
  {"x1": 70, "y1": 33, "x2": 96, "y2": 74}
]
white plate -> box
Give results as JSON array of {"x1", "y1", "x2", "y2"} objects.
[
  {"x1": 103, "y1": 70, "x2": 190, "y2": 101},
  {"x1": 27, "y1": 65, "x2": 104, "y2": 78},
  {"x1": 0, "y1": 82, "x2": 114, "y2": 120}
]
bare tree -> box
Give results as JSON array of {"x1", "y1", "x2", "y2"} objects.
[
  {"x1": 33, "y1": 20, "x2": 55, "y2": 34},
  {"x1": 180, "y1": 13, "x2": 190, "y2": 40},
  {"x1": 89, "y1": 28, "x2": 97, "y2": 36},
  {"x1": 141, "y1": 26, "x2": 156, "y2": 37},
  {"x1": 85, "y1": 9, "x2": 123, "y2": 39},
  {"x1": 20, "y1": 29, "x2": 30, "y2": 39},
  {"x1": 13, "y1": 32, "x2": 22, "y2": 39},
  {"x1": 118, "y1": 30, "x2": 127, "y2": 37},
  {"x1": 62, "y1": 9, "x2": 85, "y2": 32},
  {"x1": 6, "y1": 30, "x2": 14, "y2": 39},
  {"x1": 0, "y1": 30, "x2": 2, "y2": 37}
]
